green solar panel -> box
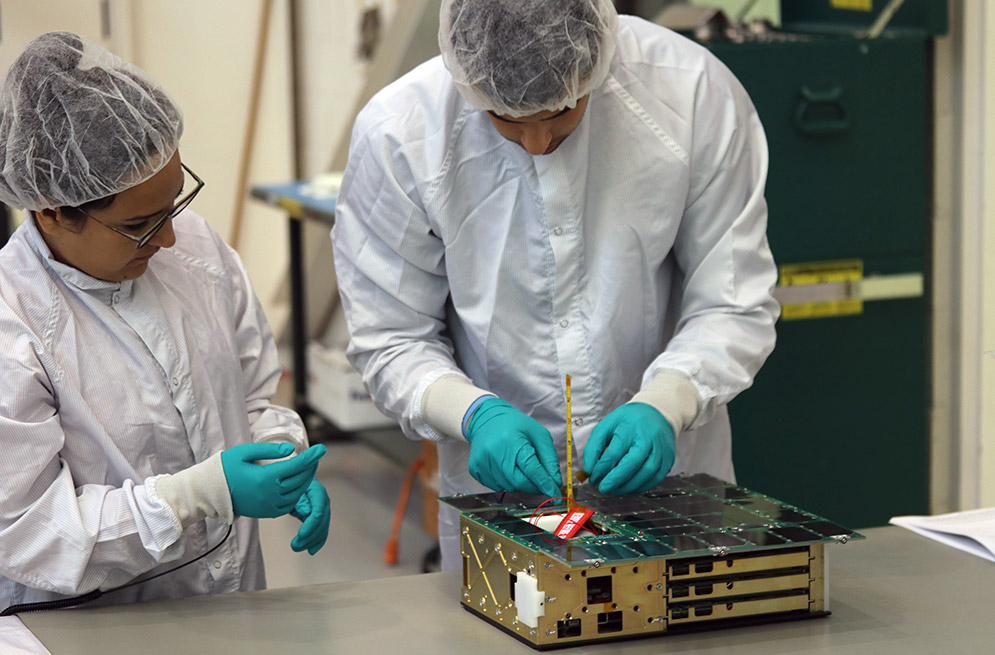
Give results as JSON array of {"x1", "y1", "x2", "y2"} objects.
[{"x1": 441, "y1": 473, "x2": 862, "y2": 567}]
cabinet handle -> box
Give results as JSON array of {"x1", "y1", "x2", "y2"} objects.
[{"x1": 794, "y1": 86, "x2": 850, "y2": 136}]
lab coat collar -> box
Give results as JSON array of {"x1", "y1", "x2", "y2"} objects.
[{"x1": 23, "y1": 214, "x2": 133, "y2": 300}]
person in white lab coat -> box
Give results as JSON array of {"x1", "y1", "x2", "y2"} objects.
[
  {"x1": 332, "y1": 0, "x2": 779, "y2": 570},
  {"x1": 0, "y1": 32, "x2": 330, "y2": 609}
]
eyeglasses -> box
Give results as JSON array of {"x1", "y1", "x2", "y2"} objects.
[{"x1": 80, "y1": 163, "x2": 204, "y2": 249}]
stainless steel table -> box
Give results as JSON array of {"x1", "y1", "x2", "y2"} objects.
[{"x1": 21, "y1": 527, "x2": 995, "y2": 654}]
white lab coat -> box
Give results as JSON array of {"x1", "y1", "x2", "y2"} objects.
[
  {"x1": 332, "y1": 17, "x2": 778, "y2": 569},
  {"x1": 0, "y1": 212, "x2": 307, "y2": 608}
]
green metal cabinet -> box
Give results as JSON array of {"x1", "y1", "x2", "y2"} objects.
[{"x1": 699, "y1": 2, "x2": 945, "y2": 529}]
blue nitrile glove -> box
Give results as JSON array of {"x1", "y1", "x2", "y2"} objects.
[
  {"x1": 464, "y1": 398, "x2": 563, "y2": 498},
  {"x1": 583, "y1": 403, "x2": 676, "y2": 496},
  {"x1": 290, "y1": 479, "x2": 331, "y2": 555},
  {"x1": 221, "y1": 443, "x2": 327, "y2": 518}
]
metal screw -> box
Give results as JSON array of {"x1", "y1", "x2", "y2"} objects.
[
  {"x1": 546, "y1": 629, "x2": 555, "y2": 636},
  {"x1": 513, "y1": 619, "x2": 518, "y2": 626},
  {"x1": 496, "y1": 608, "x2": 502, "y2": 617},
  {"x1": 529, "y1": 560, "x2": 535, "y2": 569},
  {"x1": 512, "y1": 552, "x2": 518, "y2": 561},
  {"x1": 530, "y1": 629, "x2": 536, "y2": 636},
  {"x1": 544, "y1": 562, "x2": 553, "y2": 569},
  {"x1": 545, "y1": 596, "x2": 557, "y2": 603},
  {"x1": 479, "y1": 598, "x2": 486, "y2": 607},
  {"x1": 462, "y1": 527, "x2": 469, "y2": 535},
  {"x1": 655, "y1": 583, "x2": 663, "y2": 590},
  {"x1": 495, "y1": 543, "x2": 502, "y2": 551},
  {"x1": 463, "y1": 591, "x2": 470, "y2": 600},
  {"x1": 837, "y1": 535, "x2": 849, "y2": 544},
  {"x1": 593, "y1": 560, "x2": 602, "y2": 568},
  {"x1": 478, "y1": 535, "x2": 485, "y2": 544},
  {"x1": 653, "y1": 616, "x2": 664, "y2": 623}
]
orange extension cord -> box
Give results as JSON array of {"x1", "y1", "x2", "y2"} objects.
[{"x1": 384, "y1": 453, "x2": 427, "y2": 565}]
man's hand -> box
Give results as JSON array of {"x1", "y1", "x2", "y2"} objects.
[
  {"x1": 465, "y1": 398, "x2": 562, "y2": 497},
  {"x1": 583, "y1": 403, "x2": 675, "y2": 495}
]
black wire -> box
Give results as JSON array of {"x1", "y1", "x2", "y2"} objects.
[
  {"x1": 0, "y1": 589, "x2": 104, "y2": 616},
  {"x1": 109, "y1": 524, "x2": 233, "y2": 594},
  {"x1": 0, "y1": 524, "x2": 233, "y2": 617}
]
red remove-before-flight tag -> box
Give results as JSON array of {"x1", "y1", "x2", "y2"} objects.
[{"x1": 554, "y1": 507, "x2": 595, "y2": 539}]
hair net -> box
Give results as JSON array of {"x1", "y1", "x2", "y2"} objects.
[
  {"x1": 0, "y1": 32, "x2": 183, "y2": 211},
  {"x1": 439, "y1": 0, "x2": 618, "y2": 118}
]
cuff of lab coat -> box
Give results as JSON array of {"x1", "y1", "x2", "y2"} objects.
[
  {"x1": 421, "y1": 374, "x2": 493, "y2": 442},
  {"x1": 629, "y1": 369, "x2": 701, "y2": 436},
  {"x1": 247, "y1": 405, "x2": 309, "y2": 453},
  {"x1": 153, "y1": 452, "x2": 235, "y2": 529}
]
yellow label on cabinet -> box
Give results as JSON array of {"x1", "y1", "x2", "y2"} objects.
[
  {"x1": 777, "y1": 260, "x2": 863, "y2": 320},
  {"x1": 832, "y1": 0, "x2": 873, "y2": 10}
]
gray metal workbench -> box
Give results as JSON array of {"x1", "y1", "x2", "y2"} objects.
[{"x1": 21, "y1": 526, "x2": 995, "y2": 653}]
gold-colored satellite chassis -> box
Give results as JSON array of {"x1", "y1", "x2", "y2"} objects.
[{"x1": 460, "y1": 516, "x2": 828, "y2": 649}]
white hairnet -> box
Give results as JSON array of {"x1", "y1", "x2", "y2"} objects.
[
  {"x1": 0, "y1": 32, "x2": 183, "y2": 211},
  {"x1": 439, "y1": 0, "x2": 618, "y2": 118}
]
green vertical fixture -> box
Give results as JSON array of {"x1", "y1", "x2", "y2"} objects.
[{"x1": 681, "y1": 0, "x2": 946, "y2": 529}]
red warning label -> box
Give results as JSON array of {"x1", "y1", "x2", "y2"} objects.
[{"x1": 554, "y1": 507, "x2": 595, "y2": 539}]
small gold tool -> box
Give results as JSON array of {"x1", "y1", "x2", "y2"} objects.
[{"x1": 565, "y1": 374, "x2": 574, "y2": 506}]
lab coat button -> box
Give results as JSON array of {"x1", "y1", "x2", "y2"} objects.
[
  {"x1": 575, "y1": 417, "x2": 585, "y2": 427},
  {"x1": 213, "y1": 560, "x2": 222, "y2": 569},
  {"x1": 559, "y1": 319, "x2": 569, "y2": 328},
  {"x1": 171, "y1": 377, "x2": 179, "y2": 387},
  {"x1": 553, "y1": 226, "x2": 563, "y2": 236}
]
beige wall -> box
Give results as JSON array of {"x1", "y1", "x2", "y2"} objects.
[
  {"x1": 129, "y1": 0, "x2": 378, "y2": 336},
  {"x1": 980, "y1": 3, "x2": 995, "y2": 507},
  {"x1": 929, "y1": 0, "x2": 995, "y2": 511},
  {"x1": 129, "y1": 0, "x2": 295, "y2": 330},
  {"x1": 951, "y1": 0, "x2": 995, "y2": 508},
  {"x1": 0, "y1": 0, "x2": 375, "y2": 342},
  {"x1": 931, "y1": 6, "x2": 958, "y2": 516}
]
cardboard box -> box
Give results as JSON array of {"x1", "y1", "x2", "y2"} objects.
[{"x1": 306, "y1": 342, "x2": 396, "y2": 431}]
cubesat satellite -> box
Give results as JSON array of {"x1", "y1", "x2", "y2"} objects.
[{"x1": 441, "y1": 474, "x2": 861, "y2": 649}]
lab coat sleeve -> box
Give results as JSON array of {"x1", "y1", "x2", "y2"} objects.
[
  {"x1": 219, "y1": 237, "x2": 308, "y2": 452},
  {"x1": 332, "y1": 113, "x2": 468, "y2": 442},
  {"x1": 643, "y1": 55, "x2": 779, "y2": 429},
  {"x1": 0, "y1": 335, "x2": 186, "y2": 595}
]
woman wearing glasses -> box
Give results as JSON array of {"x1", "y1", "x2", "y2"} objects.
[{"x1": 0, "y1": 32, "x2": 330, "y2": 609}]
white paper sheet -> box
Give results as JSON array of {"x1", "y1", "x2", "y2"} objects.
[
  {"x1": 0, "y1": 616, "x2": 53, "y2": 654},
  {"x1": 890, "y1": 507, "x2": 995, "y2": 562}
]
